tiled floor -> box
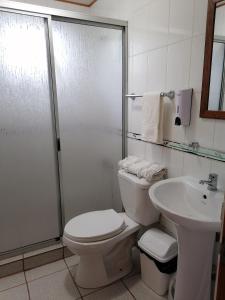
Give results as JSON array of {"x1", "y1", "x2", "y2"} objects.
[{"x1": 0, "y1": 255, "x2": 168, "y2": 300}]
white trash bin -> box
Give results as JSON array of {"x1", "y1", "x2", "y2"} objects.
[{"x1": 138, "y1": 228, "x2": 178, "y2": 296}]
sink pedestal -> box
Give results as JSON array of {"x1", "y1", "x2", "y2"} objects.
[{"x1": 175, "y1": 226, "x2": 215, "y2": 300}]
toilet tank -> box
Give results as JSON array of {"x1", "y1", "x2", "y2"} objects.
[{"x1": 118, "y1": 170, "x2": 160, "y2": 226}]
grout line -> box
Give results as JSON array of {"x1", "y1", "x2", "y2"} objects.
[
  {"x1": 66, "y1": 263, "x2": 83, "y2": 300},
  {"x1": 121, "y1": 279, "x2": 136, "y2": 300},
  {"x1": 130, "y1": 33, "x2": 204, "y2": 59},
  {"x1": 24, "y1": 273, "x2": 31, "y2": 300},
  {"x1": 24, "y1": 268, "x2": 31, "y2": 300},
  {"x1": 191, "y1": 0, "x2": 196, "y2": 37},
  {"x1": 0, "y1": 281, "x2": 27, "y2": 294},
  {"x1": 24, "y1": 264, "x2": 67, "y2": 284}
]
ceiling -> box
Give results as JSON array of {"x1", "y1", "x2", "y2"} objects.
[{"x1": 57, "y1": 0, "x2": 97, "y2": 7}]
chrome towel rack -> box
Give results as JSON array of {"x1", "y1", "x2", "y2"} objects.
[{"x1": 126, "y1": 91, "x2": 175, "y2": 101}]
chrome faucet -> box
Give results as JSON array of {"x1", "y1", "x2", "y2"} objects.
[{"x1": 199, "y1": 173, "x2": 218, "y2": 191}]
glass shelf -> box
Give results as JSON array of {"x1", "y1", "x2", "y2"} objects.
[{"x1": 127, "y1": 132, "x2": 225, "y2": 163}]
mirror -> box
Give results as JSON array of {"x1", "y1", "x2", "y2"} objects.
[{"x1": 200, "y1": 0, "x2": 225, "y2": 119}]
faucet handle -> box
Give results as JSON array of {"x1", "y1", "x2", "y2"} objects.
[{"x1": 208, "y1": 173, "x2": 218, "y2": 191}]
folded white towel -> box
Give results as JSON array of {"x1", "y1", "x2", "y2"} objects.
[
  {"x1": 118, "y1": 156, "x2": 142, "y2": 170},
  {"x1": 119, "y1": 156, "x2": 167, "y2": 182},
  {"x1": 139, "y1": 163, "x2": 167, "y2": 182},
  {"x1": 128, "y1": 160, "x2": 151, "y2": 177},
  {"x1": 142, "y1": 92, "x2": 164, "y2": 144}
]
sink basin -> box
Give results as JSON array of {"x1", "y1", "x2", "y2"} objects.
[
  {"x1": 149, "y1": 176, "x2": 224, "y2": 300},
  {"x1": 149, "y1": 176, "x2": 223, "y2": 232}
]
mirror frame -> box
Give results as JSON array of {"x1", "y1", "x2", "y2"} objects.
[{"x1": 200, "y1": 0, "x2": 225, "y2": 119}]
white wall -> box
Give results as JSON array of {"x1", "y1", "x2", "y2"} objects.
[
  {"x1": 91, "y1": 0, "x2": 225, "y2": 193},
  {"x1": 8, "y1": 0, "x2": 225, "y2": 231},
  {"x1": 11, "y1": 0, "x2": 89, "y2": 13}
]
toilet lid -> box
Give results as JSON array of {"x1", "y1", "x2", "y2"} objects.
[{"x1": 64, "y1": 209, "x2": 126, "y2": 243}]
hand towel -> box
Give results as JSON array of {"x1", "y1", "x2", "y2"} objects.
[{"x1": 141, "y1": 92, "x2": 164, "y2": 144}]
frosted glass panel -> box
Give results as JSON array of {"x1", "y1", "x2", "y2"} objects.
[
  {"x1": 52, "y1": 21, "x2": 123, "y2": 221},
  {"x1": 0, "y1": 11, "x2": 60, "y2": 252}
]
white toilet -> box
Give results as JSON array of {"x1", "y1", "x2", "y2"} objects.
[{"x1": 63, "y1": 170, "x2": 160, "y2": 288}]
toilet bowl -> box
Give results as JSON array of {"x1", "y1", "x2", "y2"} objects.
[
  {"x1": 63, "y1": 170, "x2": 160, "y2": 288},
  {"x1": 63, "y1": 212, "x2": 140, "y2": 288}
]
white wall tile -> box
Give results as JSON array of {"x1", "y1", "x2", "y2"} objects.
[
  {"x1": 162, "y1": 147, "x2": 184, "y2": 178},
  {"x1": 189, "y1": 35, "x2": 205, "y2": 93},
  {"x1": 166, "y1": 39, "x2": 192, "y2": 91},
  {"x1": 144, "y1": 143, "x2": 163, "y2": 164},
  {"x1": 132, "y1": 53, "x2": 148, "y2": 94},
  {"x1": 91, "y1": 0, "x2": 153, "y2": 20},
  {"x1": 127, "y1": 138, "x2": 145, "y2": 158},
  {"x1": 184, "y1": 93, "x2": 215, "y2": 148},
  {"x1": 169, "y1": 0, "x2": 194, "y2": 44},
  {"x1": 193, "y1": 0, "x2": 208, "y2": 36},
  {"x1": 147, "y1": 47, "x2": 167, "y2": 91},
  {"x1": 128, "y1": 57, "x2": 133, "y2": 93},
  {"x1": 210, "y1": 160, "x2": 225, "y2": 190},
  {"x1": 128, "y1": 53, "x2": 148, "y2": 134},
  {"x1": 129, "y1": 99, "x2": 143, "y2": 134},
  {"x1": 131, "y1": 0, "x2": 170, "y2": 55},
  {"x1": 213, "y1": 120, "x2": 225, "y2": 152},
  {"x1": 182, "y1": 152, "x2": 211, "y2": 179}
]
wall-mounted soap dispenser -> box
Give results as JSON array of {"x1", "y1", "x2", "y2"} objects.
[{"x1": 174, "y1": 89, "x2": 193, "y2": 126}]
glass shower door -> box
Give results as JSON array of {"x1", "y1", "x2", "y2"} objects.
[
  {"x1": 0, "y1": 11, "x2": 61, "y2": 252},
  {"x1": 52, "y1": 20, "x2": 123, "y2": 222}
]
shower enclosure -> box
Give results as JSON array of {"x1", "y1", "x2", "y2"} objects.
[{"x1": 0, "y1": 2, "x2": 127, "y2": 254}]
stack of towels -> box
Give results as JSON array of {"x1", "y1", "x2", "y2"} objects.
[{"x1": 119, "y1": 156, "x2": 167, "y2": 182}]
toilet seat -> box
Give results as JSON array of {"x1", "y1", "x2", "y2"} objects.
[{"x1": 64, "y1": 209, "x2": 127, "y2": 243}]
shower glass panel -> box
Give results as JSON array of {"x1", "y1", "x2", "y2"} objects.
[
  {"x1": 0, "y1": 11, "x2": 60, "y2": 253},
  {"x1": 52, "y1": 20, "x2": 123, "y2": 222}
]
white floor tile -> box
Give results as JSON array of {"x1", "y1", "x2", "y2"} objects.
[
  {"x1": 69, "y1": 265, "x2": 99, "y2": 297},
  {"x1": 25, "y1": 259, "x2": 67, "y2": 282},
  {"x1": 0, "y1": 272, "x2": 26, "y2": 292},
  {"x1": 123, "y1": 274, "x2": 167, "y2": 300},
  {"x1": 28, "y1": 269, "x2": 80, "y2": 300},
  {"x1": 83, "y1": 281, "x2": 134, "y2": 300},
  {"x1": 0, "y1": 284, "x2": 29, "y2": 300},
  {"x1": 65, "y1": 255, "x2": 80, "y2": 267}
]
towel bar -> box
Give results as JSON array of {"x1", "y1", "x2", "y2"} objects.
[{"x1": 126, "y1": 91, "x2": 175, "y2": 101}]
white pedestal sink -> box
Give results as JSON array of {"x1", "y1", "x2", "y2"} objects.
[{"x1": 149, "y1": 176, "x2": 224, "y2": 300}]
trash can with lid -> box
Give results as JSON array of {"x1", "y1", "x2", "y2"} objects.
[{"x1": 138, "y1": 228, "x2": 178, "y2": 296}]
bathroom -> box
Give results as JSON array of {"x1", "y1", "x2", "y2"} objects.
[{"x1": 0, "y1": 0, "x2": 225, "y2": 299}]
